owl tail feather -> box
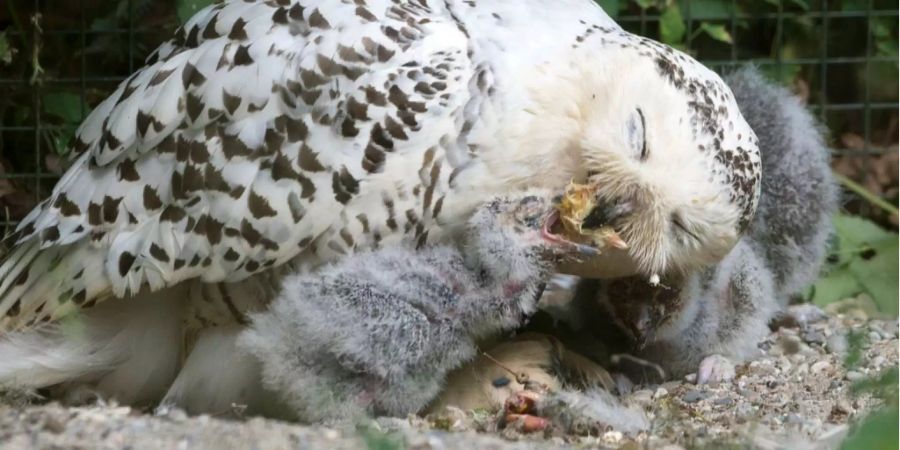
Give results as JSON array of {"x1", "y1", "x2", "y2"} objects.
[{"x1": 0, "y1": 285, "x2": 185, "y2": 405}]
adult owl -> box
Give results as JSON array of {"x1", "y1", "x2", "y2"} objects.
[{"x1": 0, "y1": 0, "x2": 759, "y2": 406}]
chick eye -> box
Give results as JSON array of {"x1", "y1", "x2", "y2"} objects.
[{"x1": 626, "y1": 108, "x2": 648, "y2": 161}]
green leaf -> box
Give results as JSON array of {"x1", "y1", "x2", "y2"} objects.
[
  {"x1": 699, "y1": 23, "x2": 733, "y2": 43},
  {"x1": 659, "y1": 5, "x2": 686, "y2": 45},
  {"x1": 815, "y1": 214, "x2": 900, "y2": 316},
  {"x1": 634, "y1": 0, "x2": 657, "y2": 10},
  {"x1": 178, "y1": 0, "x2": 216, "y2": 24},
  {"x1": 596, "y1": 0, "x2": 621, "y2": 17},
  {"x1": 680, "y1": 0, "x2": 735, "y2": 20},
  {"x1": 841, "y1": 404, "x2": 899, "y2": 450},
  {"x1": 833, "y1": 214, "x2": 895, "y2": 249},
  {"x1": 811, "y1": 268, "x2": 862, "y2": 307},
  {"x1": 42, "y1": 92, "x2": 85, "y2": 125},
  {"x1": 41, "y1": 92, "x2": 86, "y2": 155},
  {"x1": 847, "y1": 237, "x2": 899, "y2": 316},
  {"x1": 787, "y1": 0, "x2": 810, "y2": 10},
  {"x1": 0, "y1": 31, "x2": 14, "y2": 66}
]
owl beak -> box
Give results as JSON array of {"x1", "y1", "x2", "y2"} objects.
[
  {"x1": 603, "y1": 232, "x2": 629, "y2": 250},
  {"x1": 545, "y1": 194, "x2": 629, "y2": 252},
  {"x1": 540, "y1": 210, "x2": 601, "y2": 256}
]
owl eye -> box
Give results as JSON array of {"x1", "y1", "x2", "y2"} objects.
[{"x1": 626, "y1": 108, "x2": 648, "y2": 161}]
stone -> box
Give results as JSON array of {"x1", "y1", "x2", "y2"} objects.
[
  {"x1": 682, "y1": 390, "x2": 710, "y2": 403},
  {"x1": 845, "y1": 371, "x2": 865, "y2": 382},
  {"x1": 826, "y1": 334, "x2": 848, "y2": 355},
  {"x1": 810, "y1": 360, "x2": 832, "y2": 374}
]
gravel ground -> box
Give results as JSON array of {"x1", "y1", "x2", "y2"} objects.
[{"x1": 1, "y1": 301, "x2": 896, "y2": 450}]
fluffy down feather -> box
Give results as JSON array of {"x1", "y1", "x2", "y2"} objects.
[{"x1": 238, "y1": 192, "x2": 562, "y2": 422}]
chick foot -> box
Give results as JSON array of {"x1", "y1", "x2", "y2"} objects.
[{"x1": 696, "y1": 354, "x2": 736, "y2": 384}]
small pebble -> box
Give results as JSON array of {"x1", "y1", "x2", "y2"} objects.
[
  {"x1": 871, "y1": 356, "x2": 886, "y2": 367},
  {"x1": 713, "y1": 397, "x2": 733, "y2": 406},
  {"x1": 630, "y1": 390, "x2": 653, "y2": 406},
  {"x1": 826, "y1": 334, "x2": 848, "y2": 355},
  {"x1": 868, "y1": 331, "x2": 882, "y2": 342},
  {"x1": 653, "y1": 387, "x2": 668, "y2": 399},
  {"x1": 787, "y1": 304, "x2": 828, "y2": 326},
  {"x1": 801, "y1": 329, "x2": 826, "y2": 346},
  {"x1": 811, "y1": 361, "x2": 832, "y2": 374},
  {"x1": 323, "y1": 429, "x2": 339, "y2": 440},
  {"x1": 682, "y1": 390, "x2": 710, "y2": 403},
  {"x1": 42, "y1": 416, "x2": 66, "y2": 434},
  {"x1": 845, "y1": 371, "x2": 865, "y2": 382},
  {"x1": 684, "y1": 373, "x2": 697, "y2": 383},
  {"x1": 602, "y1": 430, "x2": 623, "y2": 445}
]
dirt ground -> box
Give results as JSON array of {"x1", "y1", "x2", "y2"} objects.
[{"x1": 0, "y1": 300, "x2": 896, "y2": 450}]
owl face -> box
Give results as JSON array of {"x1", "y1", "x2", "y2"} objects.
[{"x1": 557, "y1": 40, "x2": 759, "y2": 279}]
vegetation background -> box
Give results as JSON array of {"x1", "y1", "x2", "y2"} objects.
[{"x1": 0, "y1": 1, "x2": 896, "y2": 448}]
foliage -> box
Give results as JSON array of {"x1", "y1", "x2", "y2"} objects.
[
  {"x1": 807, "y1": 214, "x2": 898, "y2": 317},
  {"x1": 841, "y1": 368, "x2": 899, "y2": 450},
  {"x1": 177, "y1": 0, "x2": 216, "y2": 24},
  {"x1": 0, "y1": 31, "x2": 13, "y2": 66},
  {"x1": 357, "y1": 422, "x2": 406, "y2": 450}
]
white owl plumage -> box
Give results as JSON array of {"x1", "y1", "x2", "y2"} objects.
[{"x1": 0, "y1": 0, "x2": 760, "y2": 407}]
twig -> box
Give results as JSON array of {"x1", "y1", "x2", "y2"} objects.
[
  {"x1": 834, "y1": 172, "x2": 899, "y2": 218},
  {"x1": 29, "y1": 13, "x2": 44, "y2": 87}
]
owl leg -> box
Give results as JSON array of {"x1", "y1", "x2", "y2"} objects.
[{"x1": 160, "y1": 325, "x2": 292, "y2": 419}]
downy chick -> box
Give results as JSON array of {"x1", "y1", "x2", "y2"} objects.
[
  {"x1": 567, "y1": 66, "x2": 839, "y2": 384},
  {"x1": 238, "y1": 191, "x2": 593, "y2": 423}
]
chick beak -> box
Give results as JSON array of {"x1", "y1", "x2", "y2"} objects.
[
  {"x1": 540, "y1": 210, "x2": 601, "y2": 256},
  {"x1": 631, "y1": 308, "x2": 656, "y2": 350}
]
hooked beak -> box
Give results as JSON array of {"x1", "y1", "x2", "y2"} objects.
[
  {"x1": 604, "y1": 232, "x2": 629, "y2": 250},
  {"x1": 542, "y1": 195, "x2": 630, "y2": 254},
  {"x1": 541, "y1": 210, "x2": 600, "y2": 256}
]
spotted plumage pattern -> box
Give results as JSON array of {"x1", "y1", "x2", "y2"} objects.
[
  {"x1": 0, "y1": 0, "x2": 475, "y2": 330},
  {"x1": 0, "y1": 0, "x2": 762, "y2": 405}
]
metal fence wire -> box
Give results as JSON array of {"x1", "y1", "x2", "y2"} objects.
[{"x1": 0, "y1": 0, "x2": 897, "y2": 235}]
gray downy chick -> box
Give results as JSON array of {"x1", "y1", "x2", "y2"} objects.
[
  {"x1": 238, "y1": 191, "x2": 583, "y2": 424},
  {"x1": 567, "y1": 66, "x2": 839, "y2": 384}
]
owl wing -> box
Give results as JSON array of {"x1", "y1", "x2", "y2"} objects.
[{"x1": 0, "y1": 0, "x2": 473, "y2": 330}]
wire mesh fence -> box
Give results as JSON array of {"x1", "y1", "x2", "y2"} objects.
[{"x1": 0, "y1": 0, "x2": 897, "y2": 235}]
